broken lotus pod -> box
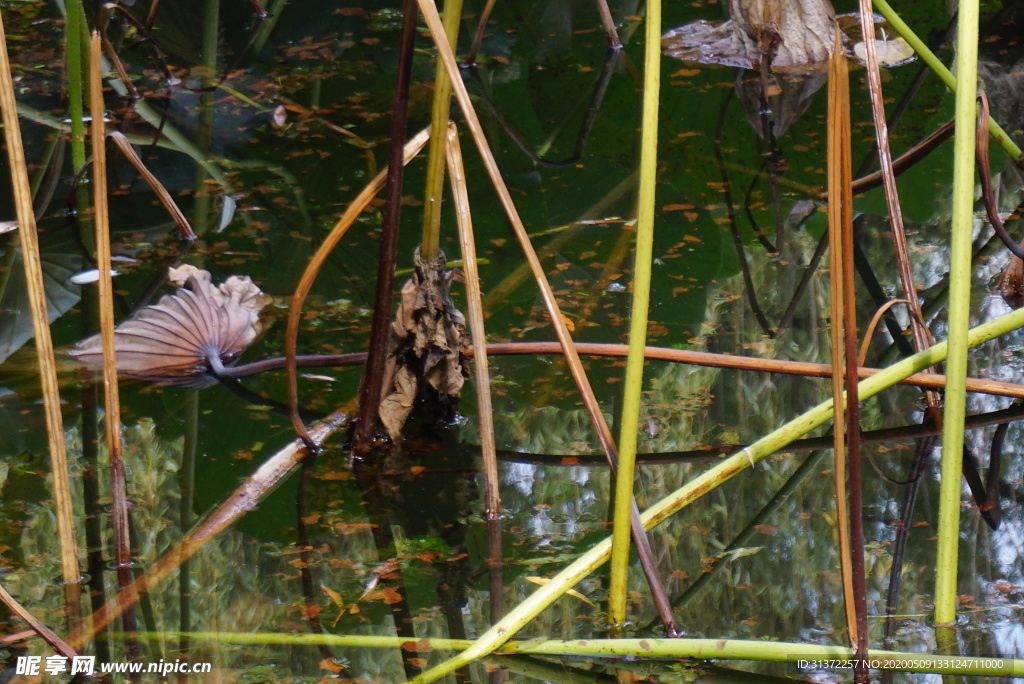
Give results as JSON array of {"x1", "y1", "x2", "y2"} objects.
[{"x1": 70, "y1": 265, "x2": 271, "y2": 388}]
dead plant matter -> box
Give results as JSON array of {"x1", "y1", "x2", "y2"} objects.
[
  {"x1": 662, "y1": 0, "x2": 835, "y2": 72},
  {"x1": 70, "y1": 265, "x2": 271, "y2": 388},
  {"x1": 378, "y1": 248, "x2": 469, "y2": 441}
]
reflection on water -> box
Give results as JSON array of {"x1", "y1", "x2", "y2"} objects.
[{"x1": 1, "y1": 0, "x2": 1024, "y2": 682}]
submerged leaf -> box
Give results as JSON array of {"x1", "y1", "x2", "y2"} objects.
[
  {"x1": 69, "y1": 265, "x2": 271, "y2": 388},
  {"x1": 0, "y1": 247, "x2": 82, "y2": 365}
]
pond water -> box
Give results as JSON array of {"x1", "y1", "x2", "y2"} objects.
[{"x1": 2, "y1": 0, "x2": 1024, "y2": 682}]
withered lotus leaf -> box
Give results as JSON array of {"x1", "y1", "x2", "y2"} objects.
[
  {"x1": 70, "y1": 265, "x2": 271, "y2": 388},
  {"x1": 379, "y1": 249, "x2": 468, "y2": 440},
  {"x1": 662, "y1": 0, "x2": 835, "y2": 72}
]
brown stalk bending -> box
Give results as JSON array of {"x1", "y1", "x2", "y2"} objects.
[
  {"x1": 415, "y1": 0, "x2": 678, "y2": 635},
  {"x1": 846, "y1": 120, "x2": 955, "y2": 197},
  {"x1": 858, "y1": 0, "x2": 940, "y2": 421},
  {"x1": 837, "y1": 25, "x2": 866, "y2": 673},
  {"x1": 0, "y1": 583, "x2": 78, "y2": 659},
  {"x1": 351, "y1": 0, "x2": 419, "y2": 456},
  {"x1": 858, "y1": 299, "x2": 912, "y2": 367},
  {"x1": 72, "y1": 410, "x2": 349, "y2": 650},
  {"x1": 90, "y1": 33, "x2": 141, "y2": 659},
  {"x1": 826, "y1": 32, "x2": 860, "y2": 652},
  {"x1": 592, "y1": 0, "x2": 622, "y2": 49},
  {"x1": 107, "y1": 131, "x2": 195, "y2": 240},
  {"x1": 463, "y1": 0, "x2": 497, "y2": 65},
  {"x1": 444, "y1": 123, "x2": 504, "y2": 623},
  {"x1": 227, "y1": 341, "x2": 1024, "y2": 401},
  {"x1": 976, "y1": 93, "x2": 1024, "y2": 261},
  {"x1": 284, "y1": 128, "x2": 431, "y2": 450},
  {"x1": 0, "y1": 12, "x2": 82, "y2": 636}
]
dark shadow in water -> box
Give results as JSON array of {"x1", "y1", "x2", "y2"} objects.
[
  {"x1": 464, "y1": 47, "x2": 621, "y2": 169},
  {"x1": 295, "y1": 451, "x2": 336, "y2": 663}
]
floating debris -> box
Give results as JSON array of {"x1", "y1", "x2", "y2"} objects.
[{"x1": 68, "y1": 269, "x2": 119, "y2": 286}]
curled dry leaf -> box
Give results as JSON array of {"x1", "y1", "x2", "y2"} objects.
[
  {"x1": 69, "y1": 265, "x2": 271, "y2": 388},
  {"x1": 378, "y1": 248, "x2": 469, "y2": 440}
]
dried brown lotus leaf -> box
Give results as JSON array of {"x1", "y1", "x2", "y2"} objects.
[
  {"x1": 663, "y1": 0, "x2": 835, "y2": 71},
  {"x1": 70, "y1": 266, "x2": 271, "y2": 388},
  {"x1": 378, "y1": 248, "x2": 469, "y2": 440}
]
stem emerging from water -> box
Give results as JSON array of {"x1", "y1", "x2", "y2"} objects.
[
  {"x1": 608, "y1": 0, "x2": 659, "y2": 632},
  {"x1": 351, "y1": 0, "x2": 419, "y2": 456},
  {"x1": 934, "y1": 0, "x2": 981, "y2": 626}
]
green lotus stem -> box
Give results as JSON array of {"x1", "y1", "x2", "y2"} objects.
[
  {"x1": 63, "y1": 0, "x2": 87, "y2": 172},
  {"x1": 409, "y1": 303, "x2": 1024, "y2": 683},
  {"x1": 420, "y1": 0, "x2": 463, "y2": 261},
  {"x1": 608, "y1": 0, "x2": 659, "y2": 629},
  {"x1": 136, "y1": 632, "x2": 1024, "y2": 676},
  {"x1": 934, "y1": 0, "x2": 981, "y2": 626},
  {"x1": 872, "y1": 0, "x2": 1023, "y2": 165}
]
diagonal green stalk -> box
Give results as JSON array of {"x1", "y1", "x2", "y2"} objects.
[
  {"x1": 408, "y1": 304, "x2": 1024, "y2": 683},
  {"x1": 871, "y1": 0, "x2": 1022, "y2": 165},
  {"x1": 420, "y1": 0, "x2": 462, "y2": 261},
  {"x1": 934, "y1": 0, "x2": 980, "y2": 626},
  {"x1": 608, "y1": 0, "x2": 659, "y2": 630}
]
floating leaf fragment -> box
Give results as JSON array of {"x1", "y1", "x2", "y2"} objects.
[
  {"x1": 217, "y1": 195, "x2": 237, "y2": 232},
  {"x1": 271, "y1": 104, "x2": 287, "y2": 129},
  {"x1": 68, "y1": 268, "x2": 119, "y2": 285}
]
